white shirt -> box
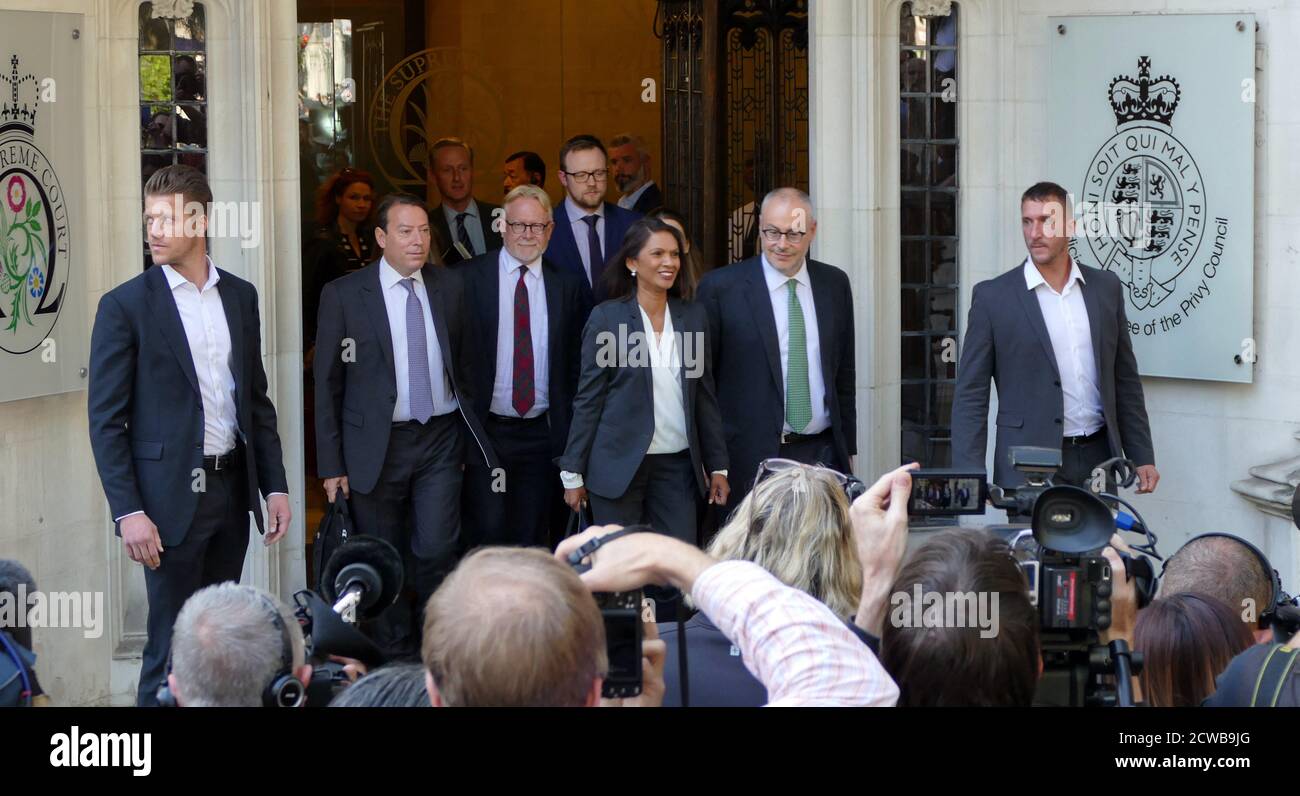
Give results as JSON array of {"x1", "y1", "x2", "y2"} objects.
[
  {"x1": 490, "y1": 248, "x2": 549, "y2": 418},
  {"x1": 617, "y1": 180, "x2": 656, "y2": 211},
  {"x1": 162, "y1": 260, "x2": 237, "y2": 456},
  {"x1": 379, "y1": 257, "x2": 457, "y2": 421},
  {"x1": 761, "y1": 254, "x2": 829, "y2": 435},
  {"x1": 564, "y1": 196, "x2": 605, "y2": 285},
  {"x1": 441, "y1": 199, "x2": 487, "y2": 258},
  {"x1": 640, "y1": 304, "x2": 689, "y2": 454},
  {"x1": 118, "y1": 259, "x2": 286, "y2": 522},
  {"x1": 1023, "y1": 258, "x2": 1104, "y2": 437}
]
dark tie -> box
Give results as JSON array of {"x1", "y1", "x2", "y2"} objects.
[
  {"x1": 456, "y1": 212, "x2": 473, "y2": 255},
  {"x1": 401, "y1": 278, "x2": 435, "y2": 423},
  {"x1": 512, "y1": 266, "x2": 535, "y2": 416},
  {"x1": 582, "y1": 214, "x2": 603, "y2": 288}
]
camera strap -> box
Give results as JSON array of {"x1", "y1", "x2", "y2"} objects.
[
  {"x1": 566, "y1": 526, "x2": 652, "y2": 573},
  {"x1": 1250, "y1": 645, "x2": 1299, "y2": 707}
]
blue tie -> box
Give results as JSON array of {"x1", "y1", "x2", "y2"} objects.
[
  {"x1": 401, "y1": 278, "x2": 435, "y2": 423},
  {"x1": 582, "y1": 215, "x2": 603, "y2": 289}
]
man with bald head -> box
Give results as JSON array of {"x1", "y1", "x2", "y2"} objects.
[{"x1": 696, "y1": 187, "x2": 857, "y2": 509}]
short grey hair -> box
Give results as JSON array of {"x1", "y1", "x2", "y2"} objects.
[
  {"x1": 759, "y1": 186, "x2": 815, "y2": 220},
  {"x1": 170, "y1": 583, "x2": 304, "y2": 708},
  {"x1": 504, "y1": 183, "x2": 552, "y2": 216},
  {"x1": 1159, "y1": 536, "x2": 1274, "y2": 630},
  {"x1": 609, "y1": 133, "x2": 649, "y2": 158}
]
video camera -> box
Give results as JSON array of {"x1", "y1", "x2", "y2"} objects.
[
  {"x1": 292, "y1": 536, "x2": 404, "y2": 706},
  {"x1": 908, "y1": 447, "x2": 1162, "y2": 707}
]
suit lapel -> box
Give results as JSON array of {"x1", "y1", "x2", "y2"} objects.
[
  {"x1": 808, "y1": 261, "x2": 836, "y2": 407},
  {"x1": 628, "y1": 297, "x2": 653, "y2": 409},
  {"x1": 1016, "y1": 276, "x2": 1061, "y2": 379},
  {"x1": 360, "y1": 262, "x2": 396, "y2": 380},
  {"x1": 215, "y1": 271, "x2": 245, "y2": 400},
  {"x1": 421, "y1": 265, "x2": 456, "y2": 388},
  {"x1": 1080, "y1": 273, "x2": 1105, "y2": 376},
  {"x1": 484, "y1": 256, "x2": 502, "y2": 370},
  {"x1": 145, "y1": 265, "x2": 200, "y2": 396},
  {"x1": 742, "y1": 258, "x2": 784, "y2": 397},
  {"x1": 670, "y1": 298, "x2": 690, "y2": 411},
  {"x1": 542, "y1": 260, "x2": 562, "y2": 376},
  {"x1": 550, "y1": 209, "x2": 581, "y2": 281}
]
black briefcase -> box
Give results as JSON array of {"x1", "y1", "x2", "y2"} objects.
[
  {"x1": 564, "y1": 502, "x2": 593, "y2": 540},
  {"x1": 312, "y1": 495, "x2": 353, "y2": 594}
]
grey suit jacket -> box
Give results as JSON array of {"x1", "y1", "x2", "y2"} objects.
[{"x1": 951, "y1": 260, "x2": 1155, "y2": 487}]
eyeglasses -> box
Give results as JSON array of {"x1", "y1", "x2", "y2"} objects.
[
  {"x1": 755, "y1": 458, "x2": 866, "y2": 501},
  {"x1": 561, "y1": 168, "x2": 608, "y2": 184},
  {"x1": 760, "y1": 227, "x2": 808, "y2": 244},
  {"x1": 504, "y1": 220, "x2": 552, "y2": 236}
]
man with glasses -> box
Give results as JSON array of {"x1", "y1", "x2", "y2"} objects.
[
  {"x1": 545, "y1": 134, "x2": 643, "y2": 303},
  {"x1": 459, "y1": 185, "x2": 593, "y2": 549},
  {"x1": 696, "y1": 187, "x2": 858, "y2": 510}
]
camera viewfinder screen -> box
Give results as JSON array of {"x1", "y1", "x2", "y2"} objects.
[{"x1": 909, "y1": 476, "x2": 983, "y2": 515}]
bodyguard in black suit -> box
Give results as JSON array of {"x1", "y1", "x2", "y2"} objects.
[
  {"x1": 315, "y1": 193, "x2": 496, "y2": 658},
  {"x1": 459, "y1": 185, "x2": 592, "y2": 549},
  {"x1": 952, "y1": 182, "x2": 1158, "y2": 492},
  {"x1": 558, "y1": 218, "x2": 729, "y2": 549},
  {"x1": 696, "y1": 188, "x2": 857, "y2": 509},
  {"x1": 547, "y1": 135, "x2": 642, "y2": 304},
  {"x1": 426, "y1": 137, "x2": 503, "y2": 265},
  {"x1": 88, "y1": 166, "x2": 290, "y2": 706}
]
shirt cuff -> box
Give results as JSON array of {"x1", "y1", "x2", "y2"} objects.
[
  {"x1": 266, "y1": 492, "x2": 288, "y2": 499},
  {"x1": 560, "y1": 471, "x2": 584, "y2": 490},
  {"x1": 710, "y1": 470, "x2": 728, "y2": 478},
  {"x1": 114, "y1": 510, "x2": 144, "y2": 523}
]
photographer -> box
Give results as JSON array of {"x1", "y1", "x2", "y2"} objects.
[
  {"x1": 658, "y1": 462, "x2": 873, "y2": 706},
  {"x1": 166, "y1": 583, "x2": 312, "y2": 707},
  {"x1": 1160, "y1": 535, "x2": 1276, "y2": 644},
  {"x1": 1203, "y1": 628, "x2": 1300, "y2": 707}
]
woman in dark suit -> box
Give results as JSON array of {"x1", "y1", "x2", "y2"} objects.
[{"x1": 557, "y1": 217, "x2": 729, "y2": 547}]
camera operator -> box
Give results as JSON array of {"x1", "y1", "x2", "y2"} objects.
[
  {"x1": 557, "y1": 527, "x2": 899, "y2": 707},
  {"x1": 1203, "y1": 627, "x2": 1300, "y2": 707},
  {"x1": 165, "y1": 583, "x2": 313, "y2": 707},
  {"x1": 658, "y1": 462, "x2": 881, "y2": 706},
  {"x1": 420, "y1": 547, "x2": 667, "y2": 707},
  {"x1": 1160, "y1": 535, "x2": 1276, "y2": 644}
]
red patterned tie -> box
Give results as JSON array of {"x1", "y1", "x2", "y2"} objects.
[{"x1": 512, "y1": 266, "x2": 535, "y2": 416}]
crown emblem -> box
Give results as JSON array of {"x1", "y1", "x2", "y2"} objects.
[
  {"x1": 0, "y1": 54, "x2": 39, "y2": 135},
  {"x1": 1108, "y1": 56, "x2": 1180, "y2": 128}
]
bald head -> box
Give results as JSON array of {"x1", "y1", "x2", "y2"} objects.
[
  {"x1": 1160, "y1": 536, "x2": 1273, "y2": 634},
  {"x1": 422, "y1": 548, "x2": 607, "y2": 707}
]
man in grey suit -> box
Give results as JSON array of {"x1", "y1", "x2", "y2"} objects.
[{"x1": 952, "y1": 182, "x2": 1159, "y2": 493}]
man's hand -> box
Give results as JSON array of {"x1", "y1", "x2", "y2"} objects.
[
  {"x1": 121, "y1": 513, "x2": 163, "y2": 570},
  {"x1": 328, "y1": 654, "x2": 369, "y2": 684},
  {"x1": 708, "y1": 473, "x2": 730, "y2": 506},
  {"x1": 601, "y1": 617, "x2": 667, "y2": 707},
  {"x1": 265, "y1": 494, "x2": 292, "y2": 545},
  {"x1": 1134, "y1": 464, "x2": 1159, "y2": 494},
  {"x1": 323, "y1": 475, "x2": 350, "y2": 504},
  {"x1": 1099, "y1": 537, "x2": 1138, "y2": 646},
  {"x1": 555, "y1": 524, "x2": 715, "y2": 595},
  {"x1": 851, "y1": 463, "x2": 917, "y2": 636},
  {"x1": 564, "y1": 486, "x2": 588, "y2": 513}
]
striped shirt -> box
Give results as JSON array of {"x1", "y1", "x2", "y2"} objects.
[{"x1": 691, "y1": 560, "x2": 899, "y2": 707}]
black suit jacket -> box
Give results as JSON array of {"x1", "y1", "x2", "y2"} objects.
[
  {"x1": 87, "y1": 265, "x2": 288, "y2": 547},
  {"x1": 557, "y1": 295, "x2": 727, "y2": 500},
  {"x1": 627, "y1": 182, "x2": 663, "y2": 214},
  {"x1": 951, "y1": 260, "x2": 1155, "y2": 487},
  {"x1": 459, "y1": 248, "x2": 593, "y2": 456},
  {"x1": 430, "y1": 199, "x2": 503, "y2": 266},
  {"x1": 696, "y1": 256, "x2": 857, "y2": 500},
  {"x1": 547, "y1": 201, "x2": 642, "y2": 304},
  {"x1": 314, "y1": 260, "x2": 497, "y2": 495}
]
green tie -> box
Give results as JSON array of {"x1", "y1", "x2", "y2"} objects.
[{"x1": 785, "y1": 279, "x2": 812, "y2": 433}]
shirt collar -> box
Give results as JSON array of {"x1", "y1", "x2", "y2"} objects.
[
  {"x1": 499, "y1": 247, "x2": 541, "y2": 275},
  {"x1": 1022, "y1": 257, "x2": 1086, "y2": 293},
  {"x1": 761, "y1": 253, "x2": 809, "y2": 293},
  {"x1": 379, "y1": 256, "x2": 424, "y2": 289},
  {"x1": 443, "y1": 199, "x2": 479, "y2": 224},
  {"x1": 161, "y1": 256, "x2": 220, "y2": 292},
  {"x1": 564, "y1": 195, "x2": 604, "y2": 224},
  {"x1": 621, "y1": 180, "x2": 655, "y2": 207}
]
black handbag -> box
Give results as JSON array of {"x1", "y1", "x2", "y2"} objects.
[{"x1": 313, "y1": 495, "x2": 353, "y2": 594}]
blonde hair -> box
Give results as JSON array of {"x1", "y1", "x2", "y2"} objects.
[
  {"x1": 422, "y1": 547, "x2": 607, "y2": 707},
  {"x1": 706, "y1": 465, "x2": 863, "y2": 617},
  {"x1": 504, "y1": 183, "x2": 553, "y2": 216}
]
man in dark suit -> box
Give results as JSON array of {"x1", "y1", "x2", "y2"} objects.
[
  {"x1": 546, "y1": 135, "x2": 642, "y2": 304},
  {"x1": 458, "y1": 184, "x2": 591, "y2": 550},
  {"x1": 315, "y1": 193, "x2": 496, "y2": 659},
  {"x1": 952, "y1": 181, "x2": 1158, "y2": 493},
  {"x1": 88, "y1": 165, "x2": 290, "y2": 706},
  {"x1": 610, "y1": 134, "x2": 663, "y2": 214},
  {"x1": 427, "y1": 137, "x2": 502, "y2": 265},
  {"x1": 696, "y1": 187, "x2": 857, "y2": 509}
]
